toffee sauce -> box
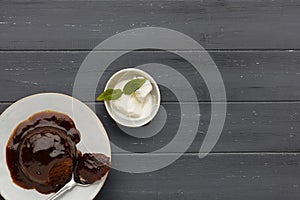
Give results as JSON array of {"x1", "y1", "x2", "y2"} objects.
[{"x1": 6, "y1": 110, "x2": 80, "y2": 194}]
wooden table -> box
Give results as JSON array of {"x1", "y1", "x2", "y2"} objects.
[{"x1": 1, "y1": 0, "x2": 300, "y2": 199}]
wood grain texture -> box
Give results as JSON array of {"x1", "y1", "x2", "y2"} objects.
[
  {"x1": 0, "y1": 101, "x2": 299, "y2": 153},
  {"x1": 2, "y1": 153, "x2": 300, "y2": 200},
  {"x1": 0, "y1": 51, "x2": 300, "y2": 102},
  {"x1": 1, "y1": 0, "x2": 300, "y2": 50},
  {"x1": 1, "y1": 0, "x2": 300, "y2": 199},
  {"x1": 97, "y1": 153, "x2": 300, "y2": 200}
]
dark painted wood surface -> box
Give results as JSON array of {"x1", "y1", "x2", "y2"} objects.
[
  {"x1": 1, "y1": 0, "x2": 300, "y2": 50},
  {"x1": 97, "y1": 153, "x2": 300, "y2": 200},
  {"x1": 1, "y1": 0, "x2": 300, "y2": 200},
  {"x1": 1, "y1": 51, "x2": 300, "y2": 102}
]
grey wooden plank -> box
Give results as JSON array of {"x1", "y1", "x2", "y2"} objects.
[
  {"x1": 0, "y1": 51, "x2": 300, "y2": 102},
  {"x1": 1, "y1": 0, "x2": 300, "y2": 50},
  {"x1": 94, "y1": 153, "x2": 300, "y2": 200},
  {"x1": 95, "y1": 101, "x2": 300, "y2": 153},
  {"x1": 2, "y1": 153, "x2": 300, "y2": 200},
  {"x1": 1, "y1": 102, "x2": 300, "y2": 153}
]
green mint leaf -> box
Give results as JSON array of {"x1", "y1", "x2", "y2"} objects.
[
  {"x1": 96, "y1": 89, "x2": 123, "y2": 101},
  {"x1": 123, "y1": 78, "x2": 146, "y2": 95}
]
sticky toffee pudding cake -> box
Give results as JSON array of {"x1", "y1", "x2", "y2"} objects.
[{"x1": 6, "y1": 110, "x2": 110, "y2": 194}]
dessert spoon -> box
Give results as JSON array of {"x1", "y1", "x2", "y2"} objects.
[{"x1": 46, "y1": 173, "x2": 89, "y2": 200}]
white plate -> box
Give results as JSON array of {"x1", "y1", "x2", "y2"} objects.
[{"x1": 0, "y1": 93, "x2": 111, "y2": 200}]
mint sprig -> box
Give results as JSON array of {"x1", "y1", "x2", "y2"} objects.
[
  {"x1": 123, "y1": 78, "x2": 146, "y2": 95},
  {"x1": 96, "y1": 78, "x2": 147, "y2": 101},
  {"x1": 96, "y1": 89, "x2": 123, "y2": 101}
]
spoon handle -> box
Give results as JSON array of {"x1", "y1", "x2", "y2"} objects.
[{"x1": 46, "y1": 180, "x2": 76, "y2": 200}]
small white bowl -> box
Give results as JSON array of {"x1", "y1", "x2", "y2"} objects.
[{"x1": 104, "y1": 68, "x2": 161, "y2": 127}]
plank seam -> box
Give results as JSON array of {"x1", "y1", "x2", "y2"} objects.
[{"x1": 0, "y1": 49, "x2": 299, "y2": 52}]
